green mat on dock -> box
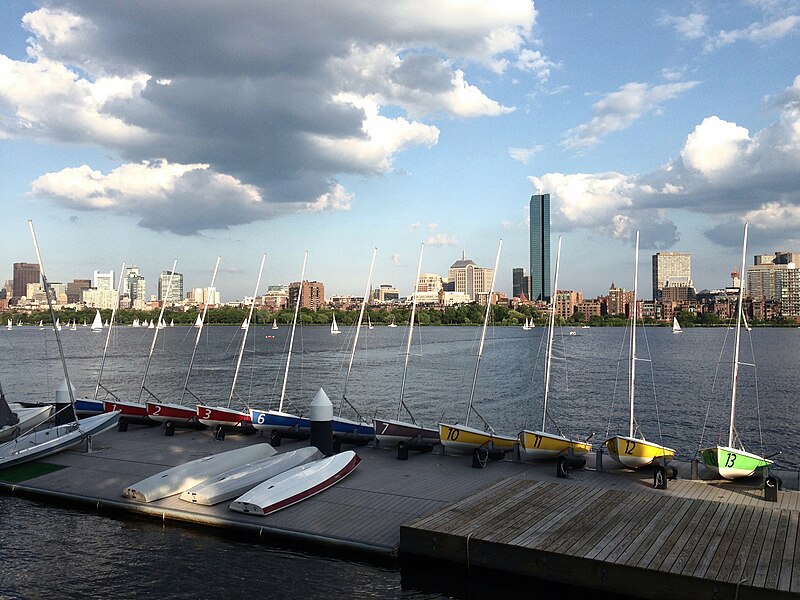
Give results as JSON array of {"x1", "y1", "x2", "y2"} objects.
[{"x1": 0, "y1": 462, "x2": 67, "y2": 483}]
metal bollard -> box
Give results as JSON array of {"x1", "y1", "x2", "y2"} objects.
[
  {"x1": 397, "y1": 441, "x2": 409, "y2": 461},
  {"x1": 595, "y1": 447, "x2": 604, "y2": 471},
  {"x1": 691, "y1": 458, "x2": 699, "y2": 480},
  {"x1": 270, "y1": 429, "x2": 282, "y2": 447},
  {"x1": 654, "y1": 465, "x2": 668, "y2": 489},
  {"x1": 557, "y1": 456, "x2": 570, "y2": 479},
  {"x1": 164, "y1": 421, "x2": 175, "y2": 437},
  {"x1": 309, "y1": 387, "x2": 334, "y2": 456},
  {"x1": 765, "y1": 476, "x2": 779, "y2": 502},
  {"x1": 472, "y1": 447, "x2": 489, "y2": 469}
]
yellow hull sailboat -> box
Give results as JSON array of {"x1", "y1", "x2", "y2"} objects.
[
  {"x1": 519, "y1": 237, "x2": 592, "y2": 461},
  {"x1": 605, "y1": 231, "x2": 675, "y2": 468},
  {"x1": 440, "y1": 240, "x2": 517, "y2": 455}
]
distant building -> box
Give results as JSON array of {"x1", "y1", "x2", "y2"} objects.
[
  {"x1": 125, "y1": 267, "x2": 147, "y2": 307},
  {"x1": 260, "y1": 287, "x2": 288, "y2": 310},
  {"x1": 158, "y1": 271, "x2": 184, "y2": 303},
  {"x1": 554, "y1": 290, "x2": 582, "y2": 320},
  {"x1": 529, "y1": 193, "x2": 551, "y2": 301},
  {"x1": 372, "y1": 284, "x2": 399, "y2": 304},
  {"x1": 651, "y1": 252, "x2": 691, "y2": 300},
  {"x1": 93, "y1": 270, "x2": 115, "y2": 291},
  {"x1": 188, "y1": 287, "x2": 220, "y2": 306},
  {"x1": 512, "y1": 267, "x2": 531, "y2": 300},
  {"x1": 575, "y1": 298, "x2": 602, "y2": 319},
  {"x1": 448, "y1": 252, "x2": 494, "y2": 304},
  {"x1": 13, "y1": 262, "x2": 40, "y2": 301},
  {"x1": 607, "y1": 283, "x2": 633, "y2": 317},
  {"x1": 288, "y1": 281, "x2": 324, "y2": 311},
  {"x1": 67, "y1": 279, "x2": 91, "y2": 303},
  {"x1": 415, "y1": 273, "x2": 443, "y2": 305}
]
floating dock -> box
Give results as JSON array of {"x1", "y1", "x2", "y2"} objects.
[{"x1": 1, "y1": 425, "x2": 798, "y2": 598}]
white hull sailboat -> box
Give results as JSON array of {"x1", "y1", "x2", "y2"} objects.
[
  {"x1": 0, "y1": 394, "x2": 53, "y2": 442},
  {"x1": 520, "y1": 237, "x2": 592, "y2": 461},
  {"x1": 672, "y1": 317, "x2": 682, "y2": 334},
  {"x1": 330, "y1": 314, "x2": 341, "y2": 335},
  {"x1": 229, "y1": 450, "x2": 362, "y2": 516},
  {"x1": 440, "y1": 240, "x2": 517, "y2": 455},
  {"x1": 699, "y1": 223, "x2": 773, "y2": 480},
  {"x1": 374, "y1": 244, "x2": 440, "y2": 447},
  {"x1": 180, "y1": 446, "x2": 322, "y2": 505},
  {"x1": 605, "y1": 232, "x2": 675, "y2": 469},
  {"x1": 272, "y1": 319, "x2": 278, "y2": 330},
  {"x1": 123, "y1": 443, "x2": 277, "y2": 503}
]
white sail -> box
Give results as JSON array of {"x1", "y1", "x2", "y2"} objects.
[
  {"x1": 170, "y1": 319, "x2": 174, "y2": 327},
  {"x1": 6, "y1": 319, "x2": 11, "y2": 330},
  {"x1": 194, "y1": 314, "x2": 202, "y2": 328},
  {"x1": 91, "y1": 310, "x2": 103, "y2": 331},
  {"x1": 272, "y1": 319, "x2": 278, "y2": 330},
  {"x1": 330, "y1": 314, "x2": 341, "y2": 335},
  {"x1": 240, "y1": 318, "x2": 248, "y2": 330},
  {"x1": 672, "y1": 317, "x2": 682, "y2": 334}
]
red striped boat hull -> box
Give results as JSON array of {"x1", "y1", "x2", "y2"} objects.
[
  {"x1": 196, "y1": 405, "x2": 251, "y2": 428},
  {"x1": 146, "y1": 402, "x2": 197, "y2": 424},
  {"x1": 103, "y1": 400, "x2": 150, "y2": 419}
]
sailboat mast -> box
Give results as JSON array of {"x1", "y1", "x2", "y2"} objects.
[
  {"x1": 227, "y1": 253, "x2": 266, "y2": 408},
  {"x1": 397, "y1": 243, "x2": 424, "y2": 422},
  {"x1": 628, "y1": 232, "x2": 640, "y2": 439},
  {"x1": 278, "y1": 252, "x2": 308, "y2": 413},
  {"x1": 542, "y1": 237, "x2": 562, "y2": 431},
  {"x1": 340, "y1": 248, "x2": 377, "y2": 415},
  {"x1": 138, "y1": 259, "x2": 177, "y2": 403},
  {"x1": 27, "y1": 220, "x2": 78, "y2": 421},
  {"x1": 180, "y1": 256, "x2": 220, "y2": 405},
  {"x1": 465, "y1": 239, "x2": 502, "y2": 428},
  {"x1": 93, "y1": 261, "x2": 126, "y2": 400},
  {"x1": 729, "y1": 223, "x2": 748, "y2": 448}
]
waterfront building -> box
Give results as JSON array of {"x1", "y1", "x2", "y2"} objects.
[
  {"x1": 187, "y1": 287, "x2": 220, "y2": 306},
  {"x1": 93, "y1": 270, "x2": 114, "y2": 291},
  {"x1": 575, "y1": 298, "x2": 602, "y2": 319},
  {"x1": 82, "y1": 287, "x2": 118, "y2": 309},
  {"x1": 554, "y1": 290, "x2": 582, "y2": 321},
  {"x1": 651, "y1": 252, "x2": 692, "y2": 300},
  {"x1": 415, "y1": 274, "x2": 443, "y2": 305},
  {"x1": 747, "y1": 252, "x2": 800, "y2": 318},
  {"x1": 288, "y1": 280, "x2": 324, "y2": 311},
  {"x1": 12, "y1": 262, "x2": 40, "y2": 302},
  {"x1": 125, "y1": 267, "x2": 147, "y2": 306},
  {"x1": 372, "y1": 284, "x2": 400, "y2": 304},
  {"x1": 260, "y1": 287, "x2": 287, "y2": 310},
  {"x1": 607, "y1": 283, "x2": 633, "y2": 317},
  {"x1": 529, "y1": 193, "x2": 551, "y2": 301},
  {"x1": 66, "y1": 279, "x2": 91, "y2": 303},
  {"x1": 158, "y1": 270, "x2": 184, "y2": 303},
  {"x1": 447, "y1": 253, "x2": 494, "y2": 304},
  {"x1": 660, "y1": 276, "x2": 696, "y2": 304}
]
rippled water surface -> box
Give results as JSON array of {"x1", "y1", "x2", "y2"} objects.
[{"x1": 1, "y1": 323, "x2": 798, "y2": 597}]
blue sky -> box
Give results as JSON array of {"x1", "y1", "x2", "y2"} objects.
[{"x1": 1, "y1": 1, "x2": 799, "y2": 300}]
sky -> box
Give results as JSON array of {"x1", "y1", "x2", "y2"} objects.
[{"x1": 1, "y1": 1, "x2": 799, "y2": 301}]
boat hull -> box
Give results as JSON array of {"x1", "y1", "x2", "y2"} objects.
[
  {"x1": 103, "y1": 400, "x2": 151, "y2": 420},
  {"x1": 331, "y1": 415, "x2": 373, "y2": 442},
  {"x1": 0, "y1": 406, "x2": 53, "y2": 442},
  {"x1": 439, "y1": 422, "x2": 517, "y2": 455},
  {"x1": 229, "y1": 451, "x2": 362, "y2": 516},
  {"x1": 0, "y1": 411, "x2": 120, "y2": 469},
  {"x1": 123, "y1": 443, "x2": 277, "y2": 503},
  {"x1": 196, "y1": 405, "x2": 252, "y2": 428},
  {"x1": 604, "y1": 435, "x2": 675, "y2": 469},
  {"x1": 179, "y1": 447, "x2": 323, "y2": 505},
  {"x1": 250, "y1": 409, "x2": 310, "y2": 434},
  {"x1": 699, "y1": 445, "x2": 773, "y2": 480},
  {"x1": 147, "y1": 401, "x2": 197, "y2": 424},
  {"x1": 518, "y1": 430, "x2": 592, "y2": 461},
  {"x1": 74, "y1": 397, "x2": 104, "y2": 416},
  {"x1": 373, "y1": 417, "x2": 439, "y2": 447}
]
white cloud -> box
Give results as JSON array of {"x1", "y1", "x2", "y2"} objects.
[
  {"x1": 563, "y1": 81, "x2": 700, "y2": 150},
  {"x1": 305, "y1": 183, "x2": 353, "y2": 212},
  {"x1": 425, "y1": 233, "x2": 459, "y2": 247},
  {"x1": 659, "y1": 12, "x2": 709, "y2": 39},
  {"x1": 705, "y1": 15, "x2": 800, "y2": 51},
  {"x1": 515, "y1": 49, "x2": 558, "y2": 82},
  {"x1": 508, "y1": 145, "x2": 543, "y2": 164},
  {"x1": 679, "y1": 116, "x2": 751, "y2": 177}
]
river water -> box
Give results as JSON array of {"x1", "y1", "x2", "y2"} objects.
[{"x1": 1, "y1": 323, "x2": 797, "y2": 597}]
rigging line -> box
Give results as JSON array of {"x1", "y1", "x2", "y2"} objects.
[
  {"x1": 605, "y1": 317, "x2": 629, "y2": 439},
  {"x1": 747, "y1": 331, "x2": 766, "y2": 457},
  {"x1": 639, "y1": 318, "x2": 664, "y2": 446}
]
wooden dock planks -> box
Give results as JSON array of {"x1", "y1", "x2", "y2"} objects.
[{"x1": 402, "y1": 475, "x2": 800, "y2": 599}]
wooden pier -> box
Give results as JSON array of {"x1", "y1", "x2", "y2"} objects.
[{"x1": 2, "y1": 425, "x2": 799, "y2": 598}]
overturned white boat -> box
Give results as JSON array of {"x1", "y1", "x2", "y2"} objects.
[
  {"x1": 122, "y1": 443, "x2": 277, "y2": 503},
  {"x1": 230, "y1": 450, "x2": 361, "y2": 516},
  {"x1": 0, "y1": 400, "x2": 53, "y2": 442},
  {"x1": 179, "y1": 446, "x2": 322, "y2": 506}
]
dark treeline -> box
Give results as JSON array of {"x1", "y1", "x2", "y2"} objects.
[{"x1": 2, "y1": 305, "x2": 797, "y2": 327}]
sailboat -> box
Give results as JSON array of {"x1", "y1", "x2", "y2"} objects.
[
  {"x1": 38, "y1": 320, "x2": 44, "y2": 330},
  {"x1": 240, "y1": 318, "x2": 248, "y2": 331},
  {"x1": 699, "y1": 223, "x2": 773, "y2": 479},
  {"x1": 6, "y1": 319, "x2": 12, "y2": 331},
  {"x1": 55, "y1": 318, "x2": 61, "y2": 331},
  {"x1": 672, "y1": 317, "x2": 682, "y2": 334},
  {"x1": 170, "y1": 319, "x2": 174, "y2": 327},
  {"x1": 250, "y1": 253, "x2": 312, "y2": 435},
  {"x1": 194, "y1": 314, "x2": 202, "y2": 328},
  {"x1": 0, "y1": 379, "x2": 52, "y2": 442},
  {"x1": 331, "y1": 249, "x2": 377, "y2": 442},
  {"x1": 75, "y1": 262, "x2": 127, "y2": 416},
  {"x1": 272, "y1": 319, "x2": 278, "y2": 330},
  {"x1": 149, "y1": 257, "x2": 221, "y2": 425},
  {"x1": 197, "y1": 254, "x2": 265, "y2": 431},
  {"x1": 388, "y1": 319, "x2": 397, "y2": 328},
  {"x1": 90, "y1": 310, "x2": 103, "y2": 332},
  {"x1": 147, "y1": 319, "x2": 154, "y2": 329},
  {"x1": 132, "y1": 318, "x2": 140, "y2": 327},
  {"x1": 103, "y1": 260, "x2": 179, "y2": 421},
  {"x1": 522, "y1": 317, "x2": 530, "y2": 331},
  {"x1": 604, "y1": 232, "x2": 675, "y2": 468},
  {"x1": 69, "y1": 320, "x2": 77, "y2": 331},
  {"x1": 330, "y1": 313, "x2": 341, "y2": 335},
  {"x1": 374, "y1": 243, "x2": 439, "y2": 447},
  {"x1": 439, "y1": 240, "x2": 517, "y2": 455},
  {"x1": 519, "y1": 237, "x2": 592, "y2": 460},
  {"x1": 0, "y1": 221, "x2": 120, "y2": 469},
  {"x1": 367, "y1": 317, "x2": 374, "y2": 330}
]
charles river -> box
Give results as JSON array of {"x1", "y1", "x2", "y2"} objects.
[{"x1": 1, "y1": 323, "x2": 798, "y2": 598}]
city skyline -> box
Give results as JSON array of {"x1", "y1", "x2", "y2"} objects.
[{"x1": 2, "y1": 2, "x2": 799, "y2": 299}]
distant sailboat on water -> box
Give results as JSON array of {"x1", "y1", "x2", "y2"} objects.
[
  {"x1": 330, "y1": 314, "x2": 341, "y2": 335},
  {"x1": 91, "y1": 310, "x2": 103, "y2": 332},
  {"x1": 672, "y1": 317, "x2": 682, "y2": 334},
  {"x1": 272, "y1": 319, "x2": 278, "y2": 330}
]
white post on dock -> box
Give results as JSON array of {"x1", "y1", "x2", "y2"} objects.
[
  {"x1": 310, "y1": 387, "x2": 334, "y2": 457},
  {"x1": 55, "y1": 378, "x2": 76, "y2": 425}
]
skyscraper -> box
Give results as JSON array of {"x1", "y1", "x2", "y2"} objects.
[
  {"x1": 651, "y1": 252, "x2": 692, "y2": 300},
  {"x1": 158, "y1": 271, "x2": 184, "y2": 303},
  {"x1": 12, "y1": 262, "x2": 40, "y2": 300},
  {"x1": 529, "y1": 193, "x2": 551, "y2": 301}
]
